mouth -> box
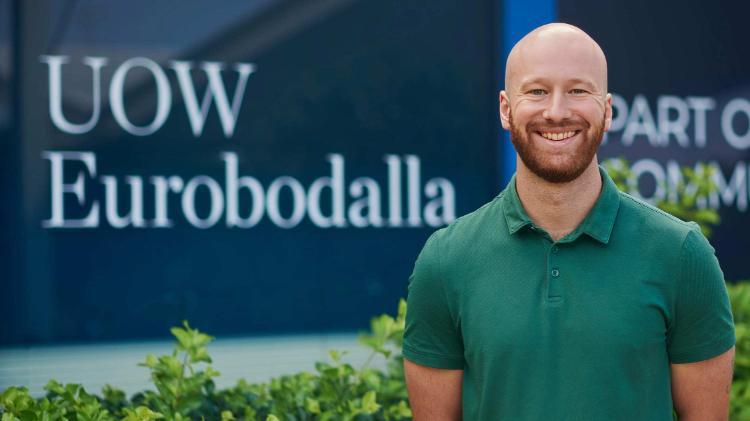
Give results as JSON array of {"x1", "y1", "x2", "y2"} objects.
[{"x1": 534, "y1": 129, "x2": 582, "y2": 144}]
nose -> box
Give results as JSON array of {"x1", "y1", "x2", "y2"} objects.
[{"x1": 542, "y1": 91, "x2": 572, "y2": 122}]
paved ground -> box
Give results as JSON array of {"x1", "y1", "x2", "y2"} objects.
[{"x1": 0, "y1": 332, "x2": 389, "y2": 396}]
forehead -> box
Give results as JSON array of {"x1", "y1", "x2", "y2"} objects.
[{"x1": 512, "y1": 33, "x2": 605, "y2": 88}]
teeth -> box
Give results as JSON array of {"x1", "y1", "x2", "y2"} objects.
[{"x1": 540, "y1": 131, "x2": 576, "y2": 141}]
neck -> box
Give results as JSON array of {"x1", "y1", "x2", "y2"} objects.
[{"x1": 515, "y1": 157, "x2": 602, "y2": 241}]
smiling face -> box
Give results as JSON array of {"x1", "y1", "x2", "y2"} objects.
[{"x1": 500, "y1": 24, "x2": 612, "y2": 183}]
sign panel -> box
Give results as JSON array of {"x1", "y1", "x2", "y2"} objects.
[{"x1": 1, "y1": 0, "x2": 498, "y2": 344}]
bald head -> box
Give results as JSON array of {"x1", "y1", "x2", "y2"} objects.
[{"x1": 504, "y1": 23, "x2": 608, "y2": 98}]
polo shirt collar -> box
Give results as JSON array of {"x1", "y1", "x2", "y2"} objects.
[{"x1": 502, "y1": 166, "x2": 621, "y2": 244}]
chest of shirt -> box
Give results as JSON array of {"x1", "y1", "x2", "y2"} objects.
[{"x1": 449, "y1": 236, "x2": 674, "y2": 365}]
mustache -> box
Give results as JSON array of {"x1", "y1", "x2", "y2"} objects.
[{"x1": 526, "y1": 120, "x2": 590, "y2": 132}]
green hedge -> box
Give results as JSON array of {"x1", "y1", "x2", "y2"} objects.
[
  {"x1": 729, "y1": 281, "x2": 750, "y2": 420},
  {"x1": 0, "y1": 301, "x2": 410, "y2": 421}
]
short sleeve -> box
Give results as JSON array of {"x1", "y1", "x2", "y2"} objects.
[
  {"x1": 667, "y1": 227, "x2": 736, "y2": 363},
  {"x1": 402, "y1": 231, "x2": 465, "y2": 369}
]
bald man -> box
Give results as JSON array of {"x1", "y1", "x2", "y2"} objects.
[{"x1": 403, "y1": 23, "x2": 735, "y2": 420}]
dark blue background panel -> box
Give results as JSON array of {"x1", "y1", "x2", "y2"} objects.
[{"x1": 1, "y1": 0, "x2": 499, "y2": 345}]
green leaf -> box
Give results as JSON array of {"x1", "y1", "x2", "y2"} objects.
[
  {"x1": 122, "y1": 406, "x2": 164, "y2": 421},
  {"x1": 328, "y1": 349, "x2": 348, "y2": 364},
  {"x1": 361, "y1": 391, "x2": 381, "y2": 414},
  {"x1": 140, "y1": 354, "x2": 158, "y2": 369},
  {"x1": 305, "y1": 397, "x2": 321, "y2": 414},
  {"x1": 397, "y1": 299, "x2": 407, "y2": 323}
]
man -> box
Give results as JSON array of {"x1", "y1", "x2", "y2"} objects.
[{"x1": 402, "y1": 23, "x2": 735, "y2": 420}]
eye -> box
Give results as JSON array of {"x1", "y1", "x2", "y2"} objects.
[
  {"x1": 570, "y1": 88, "x2": 588, "y2": 95},
  {"x1": 527, "y1": 89, "x2": 547, "y2": 96}
]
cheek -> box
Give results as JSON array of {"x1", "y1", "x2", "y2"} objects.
[
  {"x1": 511, "y1": 103, "x2": 540, "y2": 124},
  {"x1": 573, "y1": 104, "x2": 606, "y2": 127}
]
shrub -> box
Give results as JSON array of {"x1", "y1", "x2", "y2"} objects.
[
  {"x1": 729, "y1": 281, "x2": 750, "y2": 420},
  {"x1": 0, "y1": 302, "x2": 410, "y2": 421}
]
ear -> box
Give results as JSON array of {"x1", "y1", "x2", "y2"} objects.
[
  {"x1": 603, "y1": 93, "x2": 613, "y2": 132},
  {"x1": 499, "y1": 90, "x2": 511, "y2": 130}
]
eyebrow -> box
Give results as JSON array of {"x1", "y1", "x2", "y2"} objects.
[{"x1": 518, "y1": 77, "x2": 598, "y2": 91}]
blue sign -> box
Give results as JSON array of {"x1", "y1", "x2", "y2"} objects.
[{"x1": 0, "y1": 0, "x2": 499, "y2": 345}]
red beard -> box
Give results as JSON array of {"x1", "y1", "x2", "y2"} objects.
[{"x1": 508, "y1": 111, "x2": 605, "y2": 183}]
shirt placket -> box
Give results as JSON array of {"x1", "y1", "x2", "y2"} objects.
[
  {"x1": 547, "y1": 242, "x2": 562, "y2": 301},
  {"x1": 529, "y1": 225, "x2": 565, "y2": 302}
]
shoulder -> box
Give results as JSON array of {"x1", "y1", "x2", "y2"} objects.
[
  {"x1": 421, "y1": 192, "x2": 507, "y2": 277},
  {"x1": 615, "y1": 190, "x2": 700, "y2": 247},
  {"x1": 430, "y1": 192, "x2": 505, "y2": 247}
]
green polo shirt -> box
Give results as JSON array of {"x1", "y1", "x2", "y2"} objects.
[{"x1": 403, "y1": 166, "x2": 735, "y2": 420}]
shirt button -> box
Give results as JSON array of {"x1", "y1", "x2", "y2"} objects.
[
  {"x1": 551, "y1": 268, "x2": 560, "y2": 277},
  {"x1": 551, "y1": 246, "x2": 559, "y2": 254}
]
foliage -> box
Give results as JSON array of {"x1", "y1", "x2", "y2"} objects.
[
  {"x1": 728, "y1": 281, "x2": 750, "y2": 420},
  {"x1": 603, "y1": 157, "x2": 720, "y2": 238},
  {"x1": 0, "y1": 301, "x2": 410, "y2": 421}
]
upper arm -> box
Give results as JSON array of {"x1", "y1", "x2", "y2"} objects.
[
  {"x1": 667, "y1": 228, "x2": 736, "y2": 419},
  {"x1": 402, "y1": 231, "x2": 465, "y2": 419},
  {"x1": 403, "y1": 231, "x2": 465, "y2": 368},
  {"x1": 404, "y1": 357, "x2": 463, "y2": 421},
  {"x1": 670, "y1": 346, "x2": 734, "y2": 420},
  {"x1": 667, "y1": 228, "x2": 735, "y2": 364}
]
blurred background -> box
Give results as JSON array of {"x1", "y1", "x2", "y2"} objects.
[{"x1": 1, "y1": 0, "x2": 748, "y2": 396}]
